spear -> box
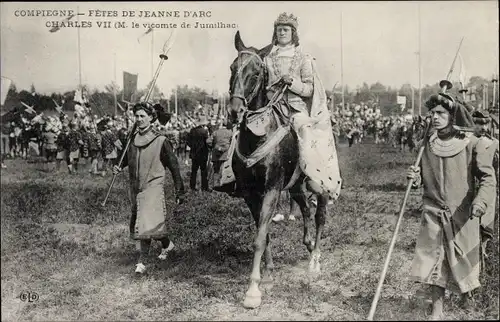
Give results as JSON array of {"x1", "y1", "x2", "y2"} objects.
[{"x1": 101, "y1": 29, "x2": 177, "y2": 207}]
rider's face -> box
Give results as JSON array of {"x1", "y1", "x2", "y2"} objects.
[{"x1": 276, "y1": 25, "x2": 292, "y2": 46}]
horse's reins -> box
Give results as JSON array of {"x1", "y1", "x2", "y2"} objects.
[
  {"x1": 230, "y1": 49, "x2": 297, "y2": 165},
  {"x1": 231, "y1": 51, "x2": 266, "y2": 107}
]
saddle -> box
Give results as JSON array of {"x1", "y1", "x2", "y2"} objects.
[{"x1": 244, "y1": 100, "x2": 291, "y2": 137}]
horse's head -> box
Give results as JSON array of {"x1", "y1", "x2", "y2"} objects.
[{"x1": 228, "y1": 31, "x2": 273, "y2": 124}]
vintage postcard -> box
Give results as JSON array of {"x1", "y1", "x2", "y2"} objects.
[{"x1": 1, "y1": 1, "x2": 498, "y2": 321}]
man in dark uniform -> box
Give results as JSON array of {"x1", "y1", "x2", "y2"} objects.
[{"x1": 187, "y1": 114, "x2": 211, "y2": 192}]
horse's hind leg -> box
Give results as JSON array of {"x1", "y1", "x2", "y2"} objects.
[
  {"x1": 243, "y1": 189, "x2": 280, "y2": 309},
  {"x1": 290, "y1": 185, "x2": 314, "y2": 253},
  {"x1": 309, "y1": 193, "x2": 328, "y2": 275}
]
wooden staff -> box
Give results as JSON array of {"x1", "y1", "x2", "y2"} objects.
[
  {"x1": 101, "y1": 30, "x2": 176, "y2": 207},
  {"x1": 367, "y1": 117, "x2": 430, "y2": 321}
]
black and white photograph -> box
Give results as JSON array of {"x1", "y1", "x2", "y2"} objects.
[{"x1": 1, "y1": 1, "x2": 498, "y2": 320}]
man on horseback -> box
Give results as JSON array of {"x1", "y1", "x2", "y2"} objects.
[
  {"x1": 217, "y1": 12, "x2": 342, "y2": 200},
  {"x1": 217, "y1": 13, "x2": 343, "y2": 309}
]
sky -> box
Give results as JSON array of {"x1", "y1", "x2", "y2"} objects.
[{"x1": 1, "y1": 1, "x2": 498, "y2": 96}]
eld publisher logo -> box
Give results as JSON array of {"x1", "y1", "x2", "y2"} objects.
[{"x1": 19, "y1": 291, "x2": 39, "y2": 303}]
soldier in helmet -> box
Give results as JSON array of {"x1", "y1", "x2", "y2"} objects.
[
  {"x1": 87, "y1": 123, "x2": 101, "y2": 175},
  {"x1": 112, "y1": 102, "x2": 185, "y2": 274},
  {"x1": 187, "y1": 113, "x2": 212, "y2": 192},
  {"x1": 407, "y1": 94, "x2": 496, "y2": 319},
  {"x1": 67, "y1": 121, "x2": 83, "y2": 174},
  {"x1": 472, "y1": 110, "x2": 498, "y2": 265},
  {"x1": 56, "y1": 124, "x2": 69, "y2": 171},
  {"x1": 100, "y1": 118, "x2": 120, "y2": 176},
  {"x1": 42, "y1": 122, "x2": 58, "y2": 171}
]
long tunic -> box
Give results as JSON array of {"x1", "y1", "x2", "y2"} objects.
[
  {"x1": 101, "y1": 130, "x2": 118, "y2": 159},
  {"x1": 211, "y1": 127, "x2": 233, "y2": 162},
  {"x1": 56, "y1": 131, "x2": 68, "y2": 160},
  {"x1": 411, "y1": 132, "x2": 496, "y2": 294},
  {"x1": 42, "y1": 131, "x2": 58, "y2": 151},
  {"x1": 476, "y1": 134, "x2": 499, "y2": 241},
  {"x1": 121, "y1": 127, "x2": 185, "y2": 240},
  {"x1": 67, "y1": 130, "x2": 81, "y2": 153}
]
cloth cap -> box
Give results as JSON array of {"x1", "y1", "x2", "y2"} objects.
[
  {"x1": 472, "y1": 110, "x2": 491, "y2": 124},
  {"x1": 133, "y1": 102, "x2": 157, "y2": 122},
  {"x1": 425, "y1": 93, "x2": 475, "y2": 131}
]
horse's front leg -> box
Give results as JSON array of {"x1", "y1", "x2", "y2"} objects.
[
  {"x1": 244, "y1": 193, "x2": 273, "y2": 284},
  {"x1": 243, "y1": 189, "x2": 280, "y2": 309},
  {"x1": 262, "y1": 233, "x2": 274, "y2": 285},
  {"x1": 309, "y1": 193, "x2": 328, "y2": 275}
]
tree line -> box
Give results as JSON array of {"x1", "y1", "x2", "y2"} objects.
[{"x1": 1, "y1": 76, "x2": 497, "y2": 118}]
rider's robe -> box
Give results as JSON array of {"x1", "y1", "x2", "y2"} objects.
[{"x1": 264, "y1": 44, "x2": 342, "y2": 199}]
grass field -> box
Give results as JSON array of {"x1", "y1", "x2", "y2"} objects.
[{"x1": 1, "y1": 139, "x2": 498, "y2": 321}]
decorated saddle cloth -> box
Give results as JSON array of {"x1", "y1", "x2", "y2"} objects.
[{"x1": 290, "y1": 59, "x2": 342, "y2": 200}]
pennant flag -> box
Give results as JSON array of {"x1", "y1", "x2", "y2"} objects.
[
  {"x1": 161, "y1": 28, "x2": 178, "y2": 55},
  {"x1": 458, "y1": 53, "x2": 467, "y2": 89},
  {"x1": 123, "y1": 71, "x2": 138, "y2": 102},
  {"x1": 20, "y1": 101, "x2": 36, "y2": 115},
  {"x1": 137, "y1": 27, "x2": 153, "y2": 43},
  {"x1": 1, "y1": 76, "x2": 12, "y2": 106},
  {"x1": 52, "y1": 99, "x2": 63, "y2": 113},
  {"x1": 49, "y1": 14, "x2": 75, "y2": 33}
]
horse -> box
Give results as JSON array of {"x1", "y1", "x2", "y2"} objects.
[{"x1": 228, "y1": 31, "x2": 330, "y2": 309}]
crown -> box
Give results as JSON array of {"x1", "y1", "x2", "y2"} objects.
[{"x1": 274, "y1": 12, "x2": 298, "y2": 29}]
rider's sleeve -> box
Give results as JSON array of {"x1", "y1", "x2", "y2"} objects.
[{"x1": 289, "y1": 54, "x2": 314, "y2": 98}]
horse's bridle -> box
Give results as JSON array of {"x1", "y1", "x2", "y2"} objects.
[{"x1": 230, "y1": 50, "x2": 266, "y2": 107}]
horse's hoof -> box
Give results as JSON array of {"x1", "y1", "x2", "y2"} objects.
[
  {"x1": 308, "y1": 262, "x2": 321, "y2": 275},
  {"x1": 261, "y1": 274, "x2": 273, "y2": 285},
  {"x1": 243, "y1": 295, "x2": 262, "y2": 309},
  {"x1": 313, "y1": 264, "x2": 321, "y2": 275},
  {"x1": 308, "y1": 252, "x2": 321, "y2": 275}
]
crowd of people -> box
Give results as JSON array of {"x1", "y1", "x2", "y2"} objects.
[
  {"x1": 0, "y1": 102, "x2": 230, "y2": 173},
  {"x1": 331, "y1": 101, "x2": 422, "y2": 150}
]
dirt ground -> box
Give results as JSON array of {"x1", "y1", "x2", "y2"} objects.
[{"x1": 1, "y1": 140, "x2": 498, "y2": 321}]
